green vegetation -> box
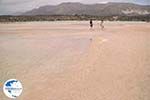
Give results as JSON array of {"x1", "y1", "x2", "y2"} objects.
[{"x1": 0, "y1": 15, "x2": 149, "y2": 22}]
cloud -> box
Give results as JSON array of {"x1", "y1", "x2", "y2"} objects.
[
  {"x1": 0, "y1": 0, "x2": 34, "y2": 14},
  {"x1": 0, "y1": 0, "x2": 32, "y2": 5}
]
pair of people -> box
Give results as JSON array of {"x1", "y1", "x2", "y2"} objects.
[{"x1": 90, "y1": 19, "x2": 104, "y2": 30}]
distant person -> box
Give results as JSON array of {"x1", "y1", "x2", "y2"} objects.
[
  {"x1": 90, "y1": 19, "x2": 93, "y2": 28},
  {"x1": 100, "y1": 19, "x2": 104, "y2": 30}
]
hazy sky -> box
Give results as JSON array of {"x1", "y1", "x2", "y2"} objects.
[{"x1": 0, "y1": 0, "x2": 150, "y2": 15}]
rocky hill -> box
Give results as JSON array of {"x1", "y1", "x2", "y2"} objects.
[{"x1": 23, "y1": 2, "x2": 150, "y2": 16}]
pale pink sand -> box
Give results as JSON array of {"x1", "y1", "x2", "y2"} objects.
[{"x1": 0, "y1": 21, "x2": 150, "y2": 100}]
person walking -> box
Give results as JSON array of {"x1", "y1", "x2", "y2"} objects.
[
  {"x1": 90, "y1": 19, "x2": 93, "y2": 28},
  {"x1": 100, "y1": 19, "x2": 104, "y2": 30}
]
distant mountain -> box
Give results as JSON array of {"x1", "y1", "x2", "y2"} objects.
[{"x1": 23, "y1": 2, "x2": 150, "y2": 16}]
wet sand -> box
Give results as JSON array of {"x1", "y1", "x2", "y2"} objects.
[{"x1": 0, "y1": 21, "x2": 150, "y2": 100}]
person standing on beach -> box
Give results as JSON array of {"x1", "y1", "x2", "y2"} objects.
[
  {"x1": 100, "y1": 19, "x2": 104, "y2": 30},
  {"x1": 90, "y1": 19, "x2": 93, "y2": 28}
]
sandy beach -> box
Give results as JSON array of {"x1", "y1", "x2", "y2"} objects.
[{"x1": 0, "y1": 21, "x2": 150, "y2": 100}]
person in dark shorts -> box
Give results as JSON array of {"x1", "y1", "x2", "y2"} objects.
[{"x1": 90, "y1": 19, "x2": 93, "y2": 28}]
